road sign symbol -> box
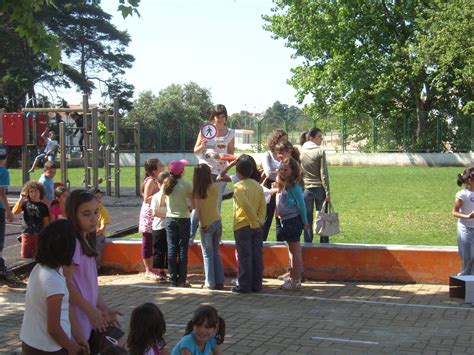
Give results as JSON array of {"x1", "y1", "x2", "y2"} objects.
[{"x1": 201, "y1": 123, "x2": 217, "y2": 139}]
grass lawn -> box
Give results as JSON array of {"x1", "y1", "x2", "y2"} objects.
[{"x1": 11, "y1": 165, "x2": 462, "y2": 246}]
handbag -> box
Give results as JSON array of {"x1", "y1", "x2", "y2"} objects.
[
  {"x1": 89, "y1": 325, "x2": 127, "y2": 354},
  {"x1": 314, "y1": 201, "x2": 340, "y2": 236}
]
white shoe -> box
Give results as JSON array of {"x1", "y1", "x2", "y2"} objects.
[
  {"x1": 144, "y1": 271, "x2": 160, "y2": 281},
  {"x1": 280, "y1": 278, "x2": 301, "y2": 291}
]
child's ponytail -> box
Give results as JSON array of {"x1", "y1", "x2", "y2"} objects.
[
  {"x1": 163, "y1": 174, "x2": 179, "y2": 196},
  {"x1": 457, "y1": 167, "x2": 474, "y2": 187},
  {"x1": 215, "y1": 316, "x2": 226, "y2": 344}
]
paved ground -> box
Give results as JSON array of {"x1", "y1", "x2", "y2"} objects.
[
  {"x1": 3, "y1": 187, "x2": 141, "y2": 272},
  {"x1": 1, "y1": 274, "x2": 474, "y2": 354}
]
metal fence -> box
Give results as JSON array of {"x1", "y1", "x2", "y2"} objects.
[{"x1": 141, "y1": 111, "x2": 473, "y2": 153}]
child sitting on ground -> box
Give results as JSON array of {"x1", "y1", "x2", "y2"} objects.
[
  {"x1": 172, "y1": 305, "x2": 225, "y2": 355},
  {"x1": 127, "y1": 302, "x2": 168, "y2": 355},
  {"x1": 13, "y1": 181, "x2": 50, "y2": 258}
]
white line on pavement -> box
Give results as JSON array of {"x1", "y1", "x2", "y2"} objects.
[
  {"x1": 123, "y1": 284, "x2": 474, "y2": 311},
  {"x1": 311, "y1": 336, "x2": 379, "y2": 345}
]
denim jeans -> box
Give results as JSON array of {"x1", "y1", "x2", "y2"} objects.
[
  {"x1": 166, "y1": 217, "x2": 190, "y2": 285},
  {"x1": 457, "y1": 225, "x2": 474, "y2": 275},
  {"x1": 0, "y1": 208, "x2": 5, "y2": 253},
  {"x1": 200, "y1": 220, "x2": 224, "y2": 287},
  {"x1": 234, "y1": 226, "x2": 263, "y2": 292},
  {"x1": 303, "y1": 187, "x2": 327, "y2": 243}
]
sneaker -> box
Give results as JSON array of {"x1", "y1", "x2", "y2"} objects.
[
  {"x1": 231, "y1": 286, "x2": 249, "y2": 294},
  {"x1": 0, "y1": 258, "x2": 6, "y2": 278},
  {"x1": 280, "y1": 278, "x2": 301, "y2": 291},
  {"x1": 231, "y1": 278, "x2": 239, "y2": 286},
  {"x1": 144, "y1": 271, "x2": 161, "y2": 281},
  {"x1": 277, "y1": 271, "x2": 291, "y2": 281},
  {"x1": 178, "y1": 280, "x2": 192, "y2": 288},
  {"x1": 158, "y1": 271, "x2": 168, "y2": 283}
]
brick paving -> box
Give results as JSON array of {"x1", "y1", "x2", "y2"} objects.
[{"x1": 1, "y1": 274, "x2": 474, "y2": 354}]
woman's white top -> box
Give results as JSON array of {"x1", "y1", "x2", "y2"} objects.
[
  {"x1": 261, "y1": 150, "x2": 280, "y2": 181},
  {"x1": 197, "y1": 127, "x2": 234, "y2": 175}
]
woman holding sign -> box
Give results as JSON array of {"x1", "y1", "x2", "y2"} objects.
[{"x1": 192, "y1": 104, "x2": 235, "y2": 240}]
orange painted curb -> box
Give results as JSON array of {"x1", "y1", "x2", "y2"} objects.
[{"x1": 102, "y1": 241, "x2": 460, "y2": 284}]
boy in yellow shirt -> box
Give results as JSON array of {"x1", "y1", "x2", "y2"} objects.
[
  {"x1": 90, "y1": 188, "x2": 110, "y2": 268},
  {"x1": 232, "y1": 159, "x2": 266, "y2": 293}
]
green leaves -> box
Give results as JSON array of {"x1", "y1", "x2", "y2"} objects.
[{"x1": 264, "y1": 0, "x2": 473, "y2": 150}]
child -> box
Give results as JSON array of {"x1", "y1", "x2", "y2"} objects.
[
  {"x1": 63, "y1": 189, "x2": 124, "y2": 353},
  {"x1": 50, "y1": 185, "x2": 68, "y2": 221},
  {"x1": 274, "y1": 141, "x2": 300, "y2": 163},
  {"x1": 452, "y1": 167, "x2": 474, "y2": 275},
  {"x1": 150, "y1": 172, "x2": 170, "y2": 282},
  {"x1": 231, "y1": 159, "x2": 266, "y2": 293},
  {"x1": 39, "y1": 161, "x2": 57, "y2": 207},
  {"x1": 171, "y1": 305, "x2": 225, "y2": 355},
  {"x1": 275, "y1": 157, "x2": 308, "y2": 290},
  {"x1": 127, "y1": 302, "x2": 168, "y2": 355},
  {"x1": 164, "y1": 159, "x2": 193, "y2": 287},
  {"x1": 89, "y1": 187, "x2": 110, "y2": 268},
  {"x1": 0, "y1": 144, "x2": 13, "y2": 277},
  {"x1": 20, "y1": 219, "x2": 88, "y2": 354},
  {"x1": 13, "y1": 181, "x2": 50, "y2": 258},
  {"x1": 139, "y1": 158, "x2": 164, "y2": 280},
  {"x1": 28, "y1": 130, "x2": 59, "y2": 173},
  {"x1": 193, "y1": 164, "x2": 224, "y2": 290}
]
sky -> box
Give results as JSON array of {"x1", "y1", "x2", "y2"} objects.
[{"x1": 54, "y1": 0, "x2": 302, "y2": 114}]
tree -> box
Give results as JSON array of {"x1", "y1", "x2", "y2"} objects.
[
  {"x1": 41, "y1": 1, "x2": 135, "y2": 109},
  {"x1": 264, "y1": 0, "x2": 473, "y2": 150},
  {"x1": 0, "y1": 1, "x2": 135, "y2": 112},
  {"x1": 124, "y1": 82, "x2": 213, "y2": 151},
  {"x1": 0, "y1": 0, "x2": 140, "y2": 67}
]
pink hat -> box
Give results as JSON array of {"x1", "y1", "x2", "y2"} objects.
[{"x1": 168, "y1": 159, "x2": 188, "y2": 175}]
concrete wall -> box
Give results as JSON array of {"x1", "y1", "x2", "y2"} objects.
[
  {"x1": 102, "y1": 241, "x2": 460, "y2": 284},
  {"x1": 117, "y1": 152, "x2": 474, "y2": 167}
]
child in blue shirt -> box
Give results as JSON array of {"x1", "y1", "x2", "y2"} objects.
[
  {"x1": 172, "y1": 305, "x2": 225, "y2": 355},
  {"x1": 38, "y1": 161, "x2": 57, "y2": 207},
  {"x1": 275, "y1": 157, "x2": 308, "y2": 290},
  {"x1": 0, "y1": 145, "x2": 13, "y2": 277}
]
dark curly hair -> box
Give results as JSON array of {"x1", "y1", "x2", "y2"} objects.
[{"x1": 266, "y1": 128, "x2": 288, "y2": 152}]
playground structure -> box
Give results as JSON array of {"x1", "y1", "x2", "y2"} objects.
[{"x1": 1, "y1": 95, "x2": 141, "y2": 196}]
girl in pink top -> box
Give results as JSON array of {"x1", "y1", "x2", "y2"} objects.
[
  {"x1": 139, "y1": 158, "x2": 164, "y2": 280},
  {"x1": 63, "y1": 189, "x2": 124, "y2": 352},
  {"x1": 50, "y1": 185, "x2": 68, "y2": 222}
]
